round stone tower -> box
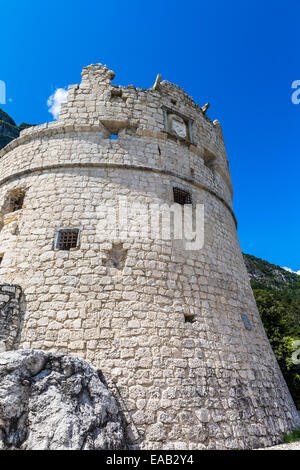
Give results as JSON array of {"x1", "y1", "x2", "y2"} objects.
[{"x1": 0, "y1": 64, "x2": 299, "y2": 449}]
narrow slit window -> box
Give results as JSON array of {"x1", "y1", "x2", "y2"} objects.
[
  {"x1": 0, "y1": 254, "x2": 3, "y2": 265},
  {"x1": 55, "y1": 229, "x2": 80, "y2": 251},
  {"x1": 173, "y1": 187, "x2": 192, "y2": 205},
  {"x1": 203, "y1": 149, "x2": 216, "y2": 173}
]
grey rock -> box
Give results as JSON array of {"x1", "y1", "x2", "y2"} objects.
[{"x1": 0, "y1": 350, "x2": 127, "y2": 450}]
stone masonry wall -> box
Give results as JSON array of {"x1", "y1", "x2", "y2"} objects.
[
  {"x1": 0, "y1": 284, "x2": 23, "y2": 352},
  {"x1": 0, "y1": 64, "x2": 299, "y2": 449}
]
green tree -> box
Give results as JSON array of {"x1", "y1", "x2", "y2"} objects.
[{"x1": 253, "y1": 289, "x2": 300, "y2": 408}]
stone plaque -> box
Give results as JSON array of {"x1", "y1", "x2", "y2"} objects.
[
  {"x1": 169, "y1": 114, "x2": 187, "y2": 138},
  {"x1": 241, "y1": 313, "x2": 252, "y2": 331}
]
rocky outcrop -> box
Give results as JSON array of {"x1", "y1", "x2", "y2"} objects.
[
  {"x1": 0, "y1": 350, "x2": 127, "y2": 450},
  {"x1": 243, "y1": 253, "x2": 300, "y2": 291}
]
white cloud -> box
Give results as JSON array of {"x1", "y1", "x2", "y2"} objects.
[
  {"x1": 282, "y1": 267, "x2": 300, "y2": 276},
  {"x1": 47, "y1": 88, "x2": 68, "y2": 120}
]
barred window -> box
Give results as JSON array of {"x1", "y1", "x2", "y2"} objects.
[
  {"x1": 173, "y1": 187, "x2": 192, "y2": 205},
  {"x1": 55, "y1": 229, "x2": 80, "y2": 251}
]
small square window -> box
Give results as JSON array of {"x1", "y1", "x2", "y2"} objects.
[
  {"x1": 173, "y1": 187, "x2": 192, "y2": 205},
  {"x1": 55, "y1": 229, "x2": 80, "y2": 251},
  {"x1": 111, "y1": 88, "x2": 122, "y2": 99},
  {"x1": 184, "y1": 314, "x2": 196, "y2": 324},
  {"x1": 5, "y1": 190, "x2": 25, "y2": 214},
  {"x1": 12, "y1": 194, "x2": 25, "y2": 212}
]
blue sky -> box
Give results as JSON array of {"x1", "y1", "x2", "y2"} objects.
[{"x1": 1, "y1": 0, "x2": 299, "y2": 271}]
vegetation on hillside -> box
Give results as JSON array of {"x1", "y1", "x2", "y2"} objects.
[
  {"x1": 0, "y1": 108, "x2": 17, "y2": 126},
  {"x1": 19, "y1": 123, "x2": 33, "y2": 131},
  {"x1": 243, "y1": 254, "x2": 300, "y2": 408},
  {"x1": 0, "y1": 108, "x2": 34, "y2": 150},
  {"x1": 0, "y1": 119, "x2": 19, "y2": 131}
]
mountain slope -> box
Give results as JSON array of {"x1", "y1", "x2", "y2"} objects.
[
  {"x1": 244, "y1": 253, "x2": 300, "y2": 294},
  {"x1": 243, "y1": 253, "x2": 300, "y2": 408},
  {"x1": 0, "y1": 108, "x2": 33, "y2": 150}
]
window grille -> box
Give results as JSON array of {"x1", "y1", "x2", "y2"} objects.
[
  {"x1": 173, "y1": 187, "x2": 192, "y2": 205},
  {"x1": 55, "y1": 229, "x2": 80, "y2": 251}
]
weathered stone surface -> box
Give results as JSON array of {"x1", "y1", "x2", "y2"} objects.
[
  {"x1": 0, "y1": 64, "x2": 299, "y2": 449},
  {"x1": 0, "y1": 284, "x2": 23, "y2": 352},
  {"x1": 0, "y1": 350, "x2": 126, "y2": 450}
]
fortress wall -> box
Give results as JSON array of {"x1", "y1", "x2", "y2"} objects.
[
  {"x1": 0, "y1": 167, "x2": 298, "y2": 449},
  {"x1": 0, "y1": 129, "x2": 232, "y2": 209},
  {"x1": 0, "y1": 284, "x2": 23, "y2": 352},
  {"x1": 0, "y1": 63, "x2": 233, "y2": 212},
  {"x1": 0, "y1": 64, "x2": 298, "y2": 449}
]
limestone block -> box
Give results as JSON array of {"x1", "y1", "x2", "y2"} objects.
[{"x1": 0, "y1": 350, "x2": 126, "y2": 450}]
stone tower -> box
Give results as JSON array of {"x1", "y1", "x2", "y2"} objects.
[{"x1": 0, "y1": 64, "x2": 299, "y2": 449}]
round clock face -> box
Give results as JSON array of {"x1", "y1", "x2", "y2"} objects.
[{"x1": 170, "y1": 114, "x2": 187, "y2": 138}]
